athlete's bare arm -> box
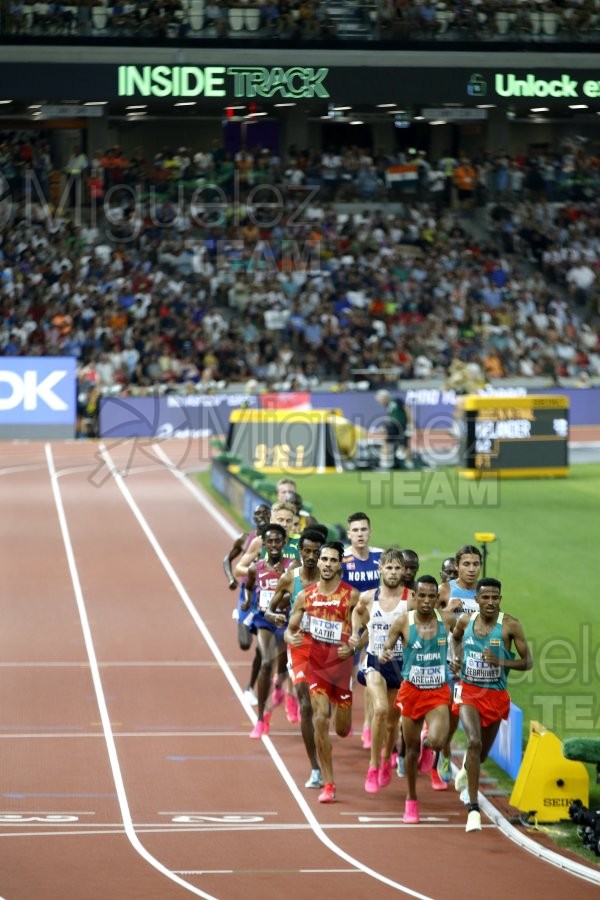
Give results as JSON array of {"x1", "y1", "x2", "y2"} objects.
[
  {"x1": 349, "y1": 588, "x2": 374, "y2": 651},
  {"x1": 266, "y1": 568, "x2": 294, "y2": 627},
  {"x1": 380, "y1": 612, "x2": 409, "y2": 662},
  {"x1": 437, "y1": 581, "x2": 450, "y2": 609},
  {"x1": 234, "y1": 535, "x2": 261, "y2": 579},
  {"x1": 241, "y1": 564, "x2": 257, "y2": 612},
  {"x1": 223, "y1": 531, "x2": 249, "y2": 589},
  {"x1": 284, "y1": 589, "x2": 306, "y2": 647}
]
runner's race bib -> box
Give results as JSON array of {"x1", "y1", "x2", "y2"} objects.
[
  {"x1": 372, "y1": 633, "x2": 403, "y2": 658},
  {"x1": 258, "y1": 589, "x2": 274, "y2": 611},
  {"x1": 408, "y1": 665, "x2": 445, "y2": 688},
  {"x1": 309, "y1": 617, "x2": 342, "y2": 644},
  {"x1": 465, "y1": 657, "x2": 501, "y2": 682}
]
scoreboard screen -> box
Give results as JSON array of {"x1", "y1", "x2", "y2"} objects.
[
  {"x1": 226, "y1": 409, "x2": 350, "y2": 474},
  {"x1": 458, "y1": 395, "x2": 569, "y2": 478}
]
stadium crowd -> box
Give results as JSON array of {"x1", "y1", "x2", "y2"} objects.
[
  {"x1": 1, "y1": 129, "x2": 599, "y2": 431},
  {"x1": 2, "y1": 0, "x2": 599, "y2": 41}
]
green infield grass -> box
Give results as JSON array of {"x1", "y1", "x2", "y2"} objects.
[{"x1": 200, "y1": 462, "x2": 598, "y2": 745}]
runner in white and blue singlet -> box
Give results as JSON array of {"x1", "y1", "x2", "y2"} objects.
[
  {"x1": 436, "y1": 544, "x2": 482, "y2": 784},
  {"x1": 350, "y1": 548, "x2": 411, "y2": 794}
]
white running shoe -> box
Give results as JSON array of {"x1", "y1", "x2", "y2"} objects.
[
  {"x1": 244, "y1": 688, "x2": 258, "y2": 706},
  {"x1": 466, "y1": 810, "x2": 482, "y2": 832},
  {"x1": 305, "y1": 769, "x2": 323, "y2": 788}
]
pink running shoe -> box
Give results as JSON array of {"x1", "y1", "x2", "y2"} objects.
[
  {"x1": 378, "y1": 758, "x2": 393, "y2": 788},
  {"x1": 403, "y1": 799, "x2": 420, "y2": 823},
  {"x1": 417, "y1": 727, "x2": 435, "y2": 773},
  {"x1": 318, "y1": 783, "x2": 336, "y2": 803},
  {"x1": 249, "y1": 720, "x2": 266, "y2": 739},
  {"x1": 364, "y1": 765, "x2": 379, "y2": 793},
  {"x1": 271, "y1": 683, "x2": 285, "y2": 708},
  {"x1": 263, "y1": 711, "x2": 272, "y2": 734},
  {"x1": 285, "y1": 694, "x2": 301, "y2": 723},
  {"x1": 361, "y1": 727, "x2": 372, "y2": 749},
  {"x1": 431, "y1": 769, "x2": 449, "y2": 791}
]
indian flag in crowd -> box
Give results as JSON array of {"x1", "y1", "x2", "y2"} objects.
[{"x1": 385, "y1": 164, "x2": 419, "y2": 187}]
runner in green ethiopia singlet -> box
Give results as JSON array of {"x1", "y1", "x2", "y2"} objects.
[
  {"x1": 402, "y1": 610, "x2": 448, "y2": 688},
  {"x1": 461, "y1": 612, "x2": 514, "y2": 691}
]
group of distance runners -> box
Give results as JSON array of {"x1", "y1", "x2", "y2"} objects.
[{"x1": 223, "y1": 479, "x2": 533, "y2": 834}]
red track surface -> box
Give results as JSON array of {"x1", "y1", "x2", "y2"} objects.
[{"x1": 0, "y1": 439, "x2": 598, "y2": 900}]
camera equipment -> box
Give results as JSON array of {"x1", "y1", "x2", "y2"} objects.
[{"x1": 568, "y1": 800, "x2": 600, "y2": 856}]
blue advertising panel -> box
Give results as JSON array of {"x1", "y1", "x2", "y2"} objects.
[
  {"x1": 0, "y1": 357, "x2": 76, "y2": 438},
  {"x1": 99, "y1": 387, "x2": 600, "y2": 439},
  {"x1": 489, "y1": 702, "x2": 524, "y2": 779},
  {"x1": 99, "y1": 393, "x2": 258, "y2": 439}
]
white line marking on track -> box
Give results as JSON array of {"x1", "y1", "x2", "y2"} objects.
[
  {"x1": 45, "y1": 443, "x2": 218, "y2": 900},
  {"x1": 159, "y1": 449, "x2": 600, "y2": 891},
  {"x1": 128, "y1": 442, "x2": 437, "y2": 900}
]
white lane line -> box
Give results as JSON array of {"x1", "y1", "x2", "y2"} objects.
[
  {"x1": 45, "y1": 443, "x2": 217, "y2": 900},
  {"x1": 156, "y1": 448, "x2": 600, "y2": 892},
  {"x1": 109, "y1": 442, "x2": 436, "y2": 900}
]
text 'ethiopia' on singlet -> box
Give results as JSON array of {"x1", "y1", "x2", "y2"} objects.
[
  {"x1": 402, "y1": 610, "x2": 447, "y2": 689},
  {"x1": 305, "y1": 581, "x2": 354, "y2": 645}
]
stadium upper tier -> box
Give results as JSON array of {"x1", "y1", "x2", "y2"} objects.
[{"x1": 1, "y1": 0, "x2": 600, "y2": 45}]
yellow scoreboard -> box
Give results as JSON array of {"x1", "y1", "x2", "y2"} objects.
[
  {"x1": 458, "y1": 395, "x2": 569, "y2": 479},
  {"x1": 226, "y1": 408, "x2": 362, "y2": 474}
]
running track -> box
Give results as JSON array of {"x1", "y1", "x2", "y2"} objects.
[{"x1": 0, "y1": 439, "x2": 598, "y2": 900}]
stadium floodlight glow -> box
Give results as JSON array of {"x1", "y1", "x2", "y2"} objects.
[
  {"x1": 530, "y1": 107, "x2": 549, "y2": 112},
  {"x1": 332, "y1": 106, "x2": 351, "y2": 111},
  {"x1": 174, "y1": 101, "x2": 196, "y2": 106},
  {"x1": 377, "y1": 103, "x2": 396, "y2": 108},
  {"x1": 126, "y1": 104, "x2": 147, "y2": 110},
  {"x1": 476, "y1": 104, "x2": 496, "y2": 108},
  {"x1": 274, "y1": 102, "x2": 296, "y2": 107},
  {"x1": 568, "y1": 104, "x2": 588, "y2": 109},
  {"x1": 429, "y1": 120, "x2": 447, "y2": 125},
  {"x1": 84, "y1": 101, "x2": 108, "y2": 105},
  {"x1": 350, "y1": 120, "x2": 364, "y2": 125},
  {"x1": 0, "y1": 100, "x2": 13, "y2": 104}
]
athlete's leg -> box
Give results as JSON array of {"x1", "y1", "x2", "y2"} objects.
[
  {"x1": 458, "y1": 703, "x2": 483, "y2": 805},
  {"x1": 255, "y1": 628, "x2": 276, "y2": 721},
  {"x1": 423, "y1": 703, "x2": 450, "y2": 754},
  {"x1": 401, "y1": 714, "x2": 424, "y2": 802},
  {"x1": 480, "y1": 720, "x2": 502, "y2": 764},
  {"x1": 312, "y1": 691, "x2": 334, "y2": 784},
  {"x1": 383, "y1": 687, "x2": 401, "y2": 760},
  {"x1": 247, "y1": 645, "x2": 261, "y2": 691},
  {"x1": 297, "y1": 682, "x2": 319, "y2": 771},
  {"x1": 365, "y1": 670, "x2": 388, "y2": 769},
  {"x1": 333, "y1": 702, "x2": 352, "y2": 738}
]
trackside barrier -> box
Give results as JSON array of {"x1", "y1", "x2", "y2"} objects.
[{"x1": 510, "y1": 721, "x2": 589, "y2": 822}]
